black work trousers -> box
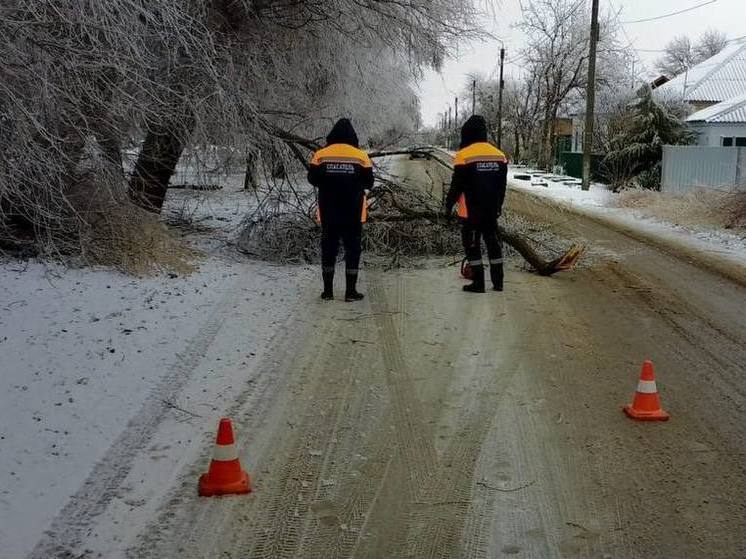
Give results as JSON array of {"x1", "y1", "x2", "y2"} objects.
[
  {"x1": 461, "y1": 223, "x2": 502, "y2": 268},
  {"x1": 321, "y1": 222, "x2": 362, "y2": 274}
]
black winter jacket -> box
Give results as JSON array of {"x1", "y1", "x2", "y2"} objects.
[
  {"x1": 445, "y1": 115, "x2": 508, "y2": 228},
  {"x1": 308, "y1": 119, "x2": 373, "y2": 228}
]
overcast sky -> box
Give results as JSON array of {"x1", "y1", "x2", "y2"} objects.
[{"x1": 417, "y1": 0, "x2": 746, "y2": 127}]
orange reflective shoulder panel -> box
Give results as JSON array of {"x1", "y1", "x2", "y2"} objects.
[
  {"x1": 316, "y1": 144, "x2": 370, "y2": 167},
  {"x1": 463, "y1": 154, "x2": 507, "y2": 164},
  {"x1": 461, "y1": 142, "x2": 507, "y2": 164},
  {"x1": 453, "y1": 149, "x2": 467, "y2": 166},
  {"x1": 359, "y1": 151, "x2": 373, "y2": 168}
]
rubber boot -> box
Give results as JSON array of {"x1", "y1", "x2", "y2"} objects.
[
  {"x1": 463, "y1": 265, "x2": 485, "y2": 293},
  {"x1": 345, "y1": 272, "x2": 364, "y2": 302},
  {"x1": 490, "y1": 264, "x2": 504, "y2": 292},
  {"x1": 321, "y1": 269, "x2": 334, "y2": 300}
]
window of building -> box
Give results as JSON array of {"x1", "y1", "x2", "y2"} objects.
[{"x1": 721, "y1": 137, "x2": 746, "y2": 147}]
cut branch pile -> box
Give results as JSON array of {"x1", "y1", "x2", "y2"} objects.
[{"x1": 238, "y1": 147, "x2": 585, "y2": 274}]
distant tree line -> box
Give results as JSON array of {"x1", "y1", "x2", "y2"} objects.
[
  {"x1": 432, "y1": 0, "x2": 627, "y2": 170},
  {"x1": 426, "y1": 0, "x2": 701, "y2": 190}
]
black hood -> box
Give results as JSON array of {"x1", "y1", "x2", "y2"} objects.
[
  {"x1": 459, "y1": 115, "x2": 488, "y2": 149},
  {"x1": 326, "y1": 118, "x2": 359, "y2": 148}
]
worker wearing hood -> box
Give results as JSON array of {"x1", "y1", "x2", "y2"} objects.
[
  {"x1": 308, "y1": 118, "x2": 373, "y2": 301},
  {"x1": 445, "y1": 115, "x2": 508, "y2": 292}
]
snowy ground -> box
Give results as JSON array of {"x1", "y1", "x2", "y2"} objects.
[
  {"x1": 25, "y1": 153, "x2": 744, "y2": 559},
  {"x1": 0, "y1": 179, "x2": 314, "y2": 559},
  {"x1": 3, "y1": 155, "x2": 745, "y2": 558},
  {"x1": 509, "y1": 167, "x2": 746, "y2": 270}
]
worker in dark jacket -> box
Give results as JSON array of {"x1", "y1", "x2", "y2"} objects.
[
  {"x1": 445, "y1": 115, "x2": 508, "y2": 293},
  {"x1": 308, "y1": 118, "x2": 373, "y2": 301}
]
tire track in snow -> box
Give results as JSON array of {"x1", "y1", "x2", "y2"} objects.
[
  {"x1": 123, "y1": 293, "x2": 326, "y2": 558},
  {"x1": 28, "y1": 280, "x2": 244, "y2": 559}
]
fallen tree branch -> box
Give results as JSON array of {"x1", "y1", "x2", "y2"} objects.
[
  {"x1": 372, "y1": 172, "x2": 584, "y2": 276},
  {"x1": 258, "y1": 134, "x2": 585, "y2": 275},
  {"x1": 285, "y1": 141, "x2": 311, "y2": 172},
  {"x1": 264, "y1": 123, "x2": 321, "y2": 152},
  {"x1": 368, "y1": 209, "x2": 584, "y2": 276},
  {"x1": 379, "y1": 147, "x2": 586, "y2": 276}
]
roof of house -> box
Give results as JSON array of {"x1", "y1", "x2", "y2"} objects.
[
  {"x1": 687, "y1": 92, "x2": 746, "y2": 124},
  {"x1": 655, "y1": 40, "x2": 746, "y2": 103}
]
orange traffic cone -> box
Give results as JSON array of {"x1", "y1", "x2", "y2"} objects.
[
  {"x1": 199, "y1": 418, "x2": 252, "y2": 496},
  {"x1": 623, "y1": 360, "x2": 670, "y2": 421}
]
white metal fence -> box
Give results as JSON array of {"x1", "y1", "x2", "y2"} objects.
[{"x1": 662, "y1": 145, "x2": 746, "y2": 193}]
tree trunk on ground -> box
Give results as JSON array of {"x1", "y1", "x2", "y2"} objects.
[
  {"x1": 370, "y1": 149, "x2": 585, "y2": 276},
  {"x1": 129, "y1": 112, "x2": 194, "y2": 213},
  {"x1": 498, "y1": 226, "x2": 576, "y2": 276}
]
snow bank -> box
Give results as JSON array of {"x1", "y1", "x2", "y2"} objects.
[
  {"x1": 509, "y1": 168, "x2": 746, "y2": 273},
  {"x1": 0, "y1": 257, "x2": 312, "y2": 558},
  {"x1": 0, "y1": 174, "x2": 316, "y2": 558}
]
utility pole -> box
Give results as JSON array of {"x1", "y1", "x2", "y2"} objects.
[
  {"x1": 447, "y1": 106, "x2": 452, "y2": 149},
  {"x1": 472, "y1": 80, "x2": 476, "y2": 115},
  {"x1": 497, "y1": 47, "x2": 505, "y2": 148},
  {"x1": 582, "y1": 0, "x2": 600, "y2": 191}
]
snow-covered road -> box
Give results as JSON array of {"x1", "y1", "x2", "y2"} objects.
[
  {"x1": 2, "y1": 156, "x2": 746, "y2": 558},
  {"x1": 0, "y1": 258, "x2": 312, "y2": 559}
]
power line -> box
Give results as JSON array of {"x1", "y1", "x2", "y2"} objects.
[
  {"x1": 620, "y1": 0, "x2": 717, "y2": 24},
  {"x1": 627, "y1": 34, "x2": 746, "y2": 56}
]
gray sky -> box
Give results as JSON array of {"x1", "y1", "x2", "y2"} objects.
[{"x1": 417, "y1": 0, "x2": 746, "y2": 127}]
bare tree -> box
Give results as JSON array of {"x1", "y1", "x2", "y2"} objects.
[
  {"x1": 519, "y1": 0, "x2": 607, "y2": 167},
  {"x1": 510, "y1": 0, "x2": 625, "y2": 168},
  {"x1": 656, "y1": 29, "x2": 728, "y2": 78},
  {"x1": 0, "y1": 0, "x2": 481, "y2": 263},
  {"x1": 465, "y1": 74, "x2": 543, "y2": 161},
  {"x1": 695, "y1": 28, "x2": 728, "y2": 60},
  {"x1": 463, "y1": 1, "x2": 626, "y2": 166},
  {"x1": 656, "y1": 36, "x2": 696, "y2": 78}
]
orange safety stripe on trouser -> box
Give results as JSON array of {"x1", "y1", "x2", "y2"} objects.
[
  {"x1": 316, "y1": 194, "x2": 368, "y2": 224},
  {"x1": 456, "y1": 193, "x2": 468, "y2": 219}
]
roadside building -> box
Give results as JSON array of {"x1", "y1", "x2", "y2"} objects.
[
  {"x1": 662, "y1": 94, "x2": 746, "y2": 192},
  {"x1": 686, "y1": 93, "x2": 746, "y2": 147},
  {"x1": 654, "y1": 40, "x2": 746, "y2": 111}
]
